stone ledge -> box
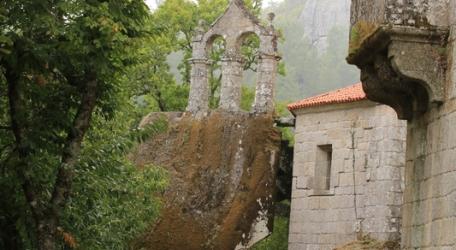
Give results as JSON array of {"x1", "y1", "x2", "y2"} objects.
[{"x1": 347, "y1": 25, "x2": 449, "y2": 120}]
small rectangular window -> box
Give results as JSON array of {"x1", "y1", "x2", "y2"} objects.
[{"x1": 314, "y1": 145, "x2": 332, "y2": 193}]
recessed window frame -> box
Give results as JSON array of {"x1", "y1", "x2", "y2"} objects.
[{"x1": 312, "y1": 144, "x2": 334, "y2": 196}]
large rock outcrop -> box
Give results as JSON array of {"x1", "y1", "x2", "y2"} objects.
[
  {"x1": 298, "y1": 0, "x2": 351, "y2": 52},
  {"x1": 131, "y1": 2, "x2": 283, "y2": 249},
  {"x1": 130, "y1": 112, "x2": 281, "y2": 250}
]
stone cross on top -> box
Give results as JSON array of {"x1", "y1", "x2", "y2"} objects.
[{"x1": 186, "y1": 0, "x2": 280, "y2": 114}]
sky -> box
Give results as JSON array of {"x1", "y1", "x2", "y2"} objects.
[
  {"x1": 144, "y1": 0, "x2": 283, "y2": 10},
  {"x1": 145, "y1": 0, "x2": 157, "y2": 10}
]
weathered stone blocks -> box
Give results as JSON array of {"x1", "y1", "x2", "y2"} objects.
[
  {"x1": 288, "y1": 101, "x2": 406, "y2": 249},
  {"x1": 347, "y1": 1, "x2": 456, "y2": 249},
  {"x1": 186, "y1": 0, "x2": 280, "y2": 114},
  {"x1": 130, "y1": 112, "x2": 281, "y2": 250}
]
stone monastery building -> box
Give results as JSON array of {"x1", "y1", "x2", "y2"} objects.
[
  {"x1": 347, "y1": 1, "x2": 456, "y2": 248},
  {"x1": 287, "y1": 83, "x2": 407, "y2": 249}
]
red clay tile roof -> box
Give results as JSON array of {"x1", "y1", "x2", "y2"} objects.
[{"x1": 288, "y1": 83, "x2": 367, "y2": 111}]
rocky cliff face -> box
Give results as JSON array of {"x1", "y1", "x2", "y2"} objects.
[
  {"x1": 298, "y1": 0, "x2": 351, "y2": 52},
  {"x1": 267, "y1": 0, "x2": 359, "y2": 100},
  {"x1": 130, "y1": 112, "x2": 281, "y2": 250}
]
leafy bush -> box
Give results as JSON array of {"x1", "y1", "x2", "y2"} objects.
[
  {"x1": 60, "y1": 113, "x2": 169, "y2": 249},
  {"x1": 251, "y1": 215, "x2": 290, "y2": 250}
]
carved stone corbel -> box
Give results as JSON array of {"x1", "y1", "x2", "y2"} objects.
[{"x1": 347, "y1": 26, "x2": 448, "y2": 120}]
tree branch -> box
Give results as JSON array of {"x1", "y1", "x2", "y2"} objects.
[
  {"x1": 151, "y1": 84, "x2": 166, "y2": 112},
  {"x1": 5, "y1": 62, "x2": 43, "y2": 226},
  {"x1": 182, "y1": 31, "x2": 193, "y2": 51},
  {"x1": 49, "y1": 73, "x2": 98, "y2": 219},
  {"x1": 0, "y1": 145, "x2": 16, "y2": 172}
]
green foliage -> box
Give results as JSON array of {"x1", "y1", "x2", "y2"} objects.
[
  {"x1": 208, "y1": 36, "x2": 226, "y2": 108},
  {"x1": 164, "y1": 0, "x2": 359, "y2": 103},
  {"x1": 240, "y1": 85, "x2": 255, "y2": 111},
  {"x1": 155, "y1": 0, "x2": 263, "y2": 108},
  {"x1": 0, "y1": 0, "x2": 359, "y2": 248},
  {"x1": 275, "y1": 101, "x2": 294, "y2": 145},
  {"x1": 0, "y1": 0, "x2": 173, "y2": 248},
  {"x1": 2, "y1": 0, "x2": 269, "y2": 247},
  {"x1": 153, "y1": 0, "x2": 225, "y2": 85},
  {"x1": 251, "y1": 215, "x2": 290, "y2": 250},
  {"x1": 123, "y1": 19, "x2": 189, "y2": 112},
  {"x1": 62, "y1": 112, "x2": 169, "y2": 249}
]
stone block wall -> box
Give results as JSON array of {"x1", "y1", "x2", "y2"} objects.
[
  {"x1": 288, "y1": 101, "x2": 407, "y2": 250},
  {"x1": 400, "y1": 14, "x2": 456, "y2": 248},
  {"x1": 346, "y1": 1, "x2": 456, "y2": 248},
  {"x1": 186, "y1": 0, "x2": 280, "y2": 114},
  {"x1": 402, "y1": 104, "x2": 456, "y2": 249},
  {"x1": 350, "y1": 0, "x2": 449, "y2": 28}
]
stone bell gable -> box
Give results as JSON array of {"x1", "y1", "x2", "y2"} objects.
[{"x1": 186, "y1": 0, "x2": 280, "y2": 114}]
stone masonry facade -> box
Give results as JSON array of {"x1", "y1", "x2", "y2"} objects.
[
  {"x1": 348, "y1": 0, "x2": 456, "y2": 248},
  {"x1": 186, "y1": 0, "x2": 280, "y2": 114},
  {"x1": 288, "y1": 96, "x2": 407, "y2": 249}
]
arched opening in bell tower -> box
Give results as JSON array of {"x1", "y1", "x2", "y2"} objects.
[
  {"x1": 237, "y1": 32, "x2": 261, "y2": 112},
  {"x1": 206, "y1": 35, "x2": 227, "y2": 109}
]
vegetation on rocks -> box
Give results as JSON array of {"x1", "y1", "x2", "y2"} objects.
[
  {"x1": 334, "y1": 235, "x2": 400, "y2": 250},
  {"x1": 0, "y1": 0, "x2": 273, "y2": 249},
  {"x1": 155, "y1": 0, "x2": 268, "y2": 108},
  {"x1": 129, "y1": 112, "x2": 281, "y2": 249},
  {"x1": 349, "y1": 21, "x2": 378, "y2": 54}
]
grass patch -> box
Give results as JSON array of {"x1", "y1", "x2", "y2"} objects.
[{"x1": 251, "y1": 201, "x2": 290, "y2": 250}]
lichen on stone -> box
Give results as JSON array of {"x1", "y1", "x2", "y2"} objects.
[{"x1": 334, "y1": 235, "x2": 400, "y2": 250}]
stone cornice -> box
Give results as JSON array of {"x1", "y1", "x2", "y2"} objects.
[
  {"x1": 347, "y1": 25, "x2": 449, "y2": 120},
  {"x1": 347, "y1": 26, "x2": 448, "y2": 65}
]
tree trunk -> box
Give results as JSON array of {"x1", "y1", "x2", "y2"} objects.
[
  {"x1": 50, "y1": 76, "x2": 98, "y2": 215},
  {"x1": 40, "y1": 76, "x2": 98, "y2": 249},
  {"x1": 1, "y1": 214, "x2": 22, "y2": 250},
  {"x1": 37, "y1": 224, "x2": 57, "y2": 250},
  {"x1": 6, "y1": 63, "x2": 47, "y2": 248},
  {"x1": 6, "y1": 64, "x2": 98, "y2": 249}
]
